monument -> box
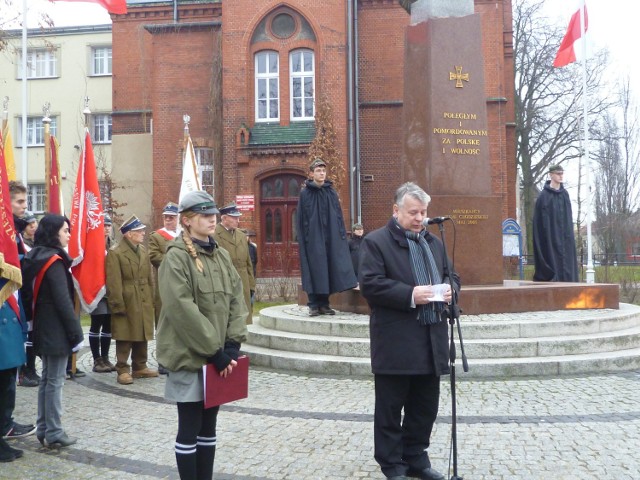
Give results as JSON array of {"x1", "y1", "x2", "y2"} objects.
[{"x1": 402, "y1": 0, "x2": 502, "y2": 285}]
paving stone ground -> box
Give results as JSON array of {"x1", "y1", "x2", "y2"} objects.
[{"x1": 4, "y1": 337, "x2": 640, "y2": 479}]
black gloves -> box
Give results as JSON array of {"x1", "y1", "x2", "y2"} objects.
[
  {"x1": 224, "y1": 340, "x2": 241, "y2": 361},
  {"x1": 207, "y1": 348, "x2": 233, "y2": 372}
]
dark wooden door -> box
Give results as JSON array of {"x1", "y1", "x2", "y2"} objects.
[{"x1": 260, "y1": 174, "x2": 305, "y2": 276}]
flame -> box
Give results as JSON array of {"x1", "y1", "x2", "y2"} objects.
[{"x1": 565, "y1": 290, "x2": 606, "y2": 309}]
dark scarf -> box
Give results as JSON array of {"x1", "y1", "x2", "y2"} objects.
[{"x1": 403, "y1": 225, "x2": 444, "y2": 326}]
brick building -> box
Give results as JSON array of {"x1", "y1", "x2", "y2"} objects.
[{"x1": 111, "y1": 0, "x2": 515, "y2": 277}]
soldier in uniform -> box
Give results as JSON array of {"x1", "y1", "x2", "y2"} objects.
[
  {"x1": 106, "y1": 215, "x2": 157, "y2": 385},
  {"x1": 148, "y1": 202, "x2": 179, "y2": 375},
  {"x1": 213, "y1": 203, "x2": 255, "y2": 324}
]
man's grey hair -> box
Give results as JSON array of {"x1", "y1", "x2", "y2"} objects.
[{"x1": 394, "y1": 182, "x2": 431, "y2": 207}]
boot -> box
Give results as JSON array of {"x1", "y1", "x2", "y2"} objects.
[
  {"x1": 92, "y1": 357, "x2": 112, "y2": 373},
  {"x1": 102, "y1": 356, "x2": 116, "y2": 372}
]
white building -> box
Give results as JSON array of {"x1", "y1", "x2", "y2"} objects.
[{"x1": 0, "y1": 24, "x2": 112, "y2": 213}]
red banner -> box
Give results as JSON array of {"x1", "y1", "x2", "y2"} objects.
[
  {"x1": 69, "y1": 130, "x2": 105, "y2": 312},
  {"x1": 0, "y1": 134, "x2": 22, "y2": 305}
]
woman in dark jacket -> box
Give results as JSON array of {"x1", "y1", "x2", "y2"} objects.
[{"x1": 22, "y1": 214, "x2": 83, "y2": 449}]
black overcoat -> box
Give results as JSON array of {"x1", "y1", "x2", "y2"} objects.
[
  {"x1": 297, "y1": 179, "x2": 357, "y2": 295},
  {"x1": 532, "y1": 181, "x2": 579, "y2": 282},
  {"x1": 359, "y1": 218, "x2": 460, "y2": 376},
  {"x1": 21, "y1": 246, "x2": 84, "y2": 356}
]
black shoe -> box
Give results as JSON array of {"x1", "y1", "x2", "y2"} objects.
[
  {"x1": 67, "y1": 369, "x2": 87, "y2": 379},
  {"x1": 0, "y1": 440, "x2": 15, "y2": 462},
  {"x1": 48, "y1": 433, "x2": 77, "y2": 449},
  {"x1": 158, "y1": 364, "x2": 169, "y2": 375},
  {"x1": 0, "y1": 440, "x2": 23, "y2": 459},
  {"x1": 18, "y1": 368, "x2": 39, "y2": 387},
  {"x1": 319, "y1": 305, "x2": 336, "y2": 315},
  {"x1": 387, "y1": 476, "x2": 409, "y2": 480},
  {"x1": 406, "y1": 466, "x2": 445, "y2": 480},
  {"x1": 3, "y1": 423, "x2": 36, "y2": 439},
  {"x1": 309, "y1": 307, "x2": 321, "y2": 317}
]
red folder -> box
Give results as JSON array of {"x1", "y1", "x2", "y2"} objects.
[{"x1": 203, "y1": 356, "x2": 249, "y2": 409}]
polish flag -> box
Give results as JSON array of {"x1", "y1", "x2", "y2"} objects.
[
  {"x1": 50, "y1": 0, "x2": 127, "y2": 15},
  {"x1": 69, "y1": 130, "x2": 106, "y2": 312},
  {"x1": 553, "y1": 4, "x2": 588, "y2": 68}
]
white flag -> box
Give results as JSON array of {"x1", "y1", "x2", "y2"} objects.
[{"x1": 179, "y1": 134, "x2": 201, "y2": 202}]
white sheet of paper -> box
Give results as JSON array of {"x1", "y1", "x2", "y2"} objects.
[{"x1": 427, "y1": 283, "x2": 449, "y2": 302}]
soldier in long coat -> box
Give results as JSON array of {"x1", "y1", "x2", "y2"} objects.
[
  {"x1": 106, "y1": 215, "x2": 157, "y2": 385},
  {"x1": 297, "y1": 158, "x2": 357, "y2": 316},
  {"x1": 213, "y1": 203, "x2": 255, "y2": 324}
]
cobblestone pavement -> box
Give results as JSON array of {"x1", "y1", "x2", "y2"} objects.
[{"x1": 4, "y1": 339, "x2": 640, "y2": 479}]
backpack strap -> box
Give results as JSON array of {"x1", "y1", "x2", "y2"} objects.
[{"x1": 32, "y1": 255, "x2": 62, "y2": 318}]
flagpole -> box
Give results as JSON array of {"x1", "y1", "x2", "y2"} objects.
[
  {"x1": 580, "y1": 0, "x2": 594, "y2": 284},
  {"x1": 2, "y1": 97, "x2": 7, "y2": 132},
  {"x1": 21, "y1": 0, "x2": 28, "y2": 189},
  {"x1": 43, "y1": 102, "x2": 52, "y2": 212}
]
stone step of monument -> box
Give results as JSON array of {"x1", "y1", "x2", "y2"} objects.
[
  {"x1": 464, "y1": 347, "x2": 640, "y2": 377},
  {"x1": 248, "y1": 321, "x2": 640, "y2": 359},
  {"x1": 258, "y1": 304, "x2": 640, "y2": 339},
  {"x1": 243, "y1": 303, "x2": 640, "y2": 377},
  {"x1": 242, "y1": 344, "x2": 371, "y2": 376}
]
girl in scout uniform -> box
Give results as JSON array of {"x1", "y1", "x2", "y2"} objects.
[{"x1": 156, "y1": 190, "x2": 247, "y2": 480}]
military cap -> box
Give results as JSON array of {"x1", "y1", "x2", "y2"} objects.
[
  {"x1": 104, "y1": 214, "x2": 112, "y2": 226},
  {"x1": 162, "y1": 202, "x2": 179, "y2": 216},
  {"x1": 23, "y1": 211, "x2": 37, "y2": 224},
  {"x1": 219, "y1": 202, "x2": 242, "y2": 217},
  {"x1": 120, "y1": 215, "x2": 146, "y2": 234},
  {"x1": 548, "y1": 164, "x2": 564, "y2": 173},
  {"x1": 352, "y1": 223, "x2": 363, "y2": 230},
  {"x1": 179, "y1": 191, "x2": 220, "y2": 215},
  {"x1": 309, "y1": 158, "x2": 327, "y2": 171}
]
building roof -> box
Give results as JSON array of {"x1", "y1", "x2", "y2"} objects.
[{"x1": 248, "y1": 122, "x2": 316, "y2": 146}]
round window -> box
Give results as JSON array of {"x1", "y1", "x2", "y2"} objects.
[{"x1": 271, "y1": 13, "x2": 296, "y2": 39}]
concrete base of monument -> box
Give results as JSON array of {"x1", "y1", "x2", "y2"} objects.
[
  {"x1": 243, "y1": 303, "x2": 640, "y2": 377},
  {"x1": 297, "y1": 280, "x2": 620, "y2": 316}
]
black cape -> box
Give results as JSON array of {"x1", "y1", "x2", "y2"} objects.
[
  {"x1": 297, "y1": 179, "x2": 357, "y2": 295},
  {"x1": 532, "y1": 181, "x2": 579, "y2": 282}
]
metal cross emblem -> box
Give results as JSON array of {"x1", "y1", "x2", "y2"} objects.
[{"x1": 449, "y1": 66, "x2": 469, "y2": 88}]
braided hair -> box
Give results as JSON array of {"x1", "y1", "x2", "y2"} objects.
[{"x1": 180, "y1": 211, "x2": 204, "y2": 273}]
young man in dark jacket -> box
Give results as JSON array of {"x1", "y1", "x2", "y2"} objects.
[
  {"x1": 296, "y1": 158, "x2": 357, "y2": 316},
  {"x1": 359, "y1": 182, "x2": 460, "y2": 480}
]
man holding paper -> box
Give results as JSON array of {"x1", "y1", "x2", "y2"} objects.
[{"x1": 359, "y1": 182, "x2": 460, "y2": 480}]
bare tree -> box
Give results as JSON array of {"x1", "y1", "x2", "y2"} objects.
[
  {"x1": 514, "y1": 0, "x2": 612, "y2": 252},
  {"x1": 593, "y1": 81, "x2": 640, "y2": 264},
  {"x1": 0, "y1": 1, "x2": 53, "y2": 51},
  {"x1": 307, "y1": 95, "x2": 346, "y2": 191}
]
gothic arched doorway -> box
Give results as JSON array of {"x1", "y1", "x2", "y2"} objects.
[{"x1": 260, "y1": 173, "x2": 305, "y2": 276}]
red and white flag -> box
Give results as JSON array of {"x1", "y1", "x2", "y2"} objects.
[
  {"x1": 48, "y1": 135, "x2": 64, "y2": 215},
  {"x1": 553, "y1": 3, "x2": 589, "y2": 68},
  {"x1": 49, "y1": 0, "x2": 127, "y2": 15},
  {"x1": 69, "y1": 129, "x2": 106, "y2": 312},
  {"x1": 179, "y1": 134, "x2": 201, "y2": 202}
]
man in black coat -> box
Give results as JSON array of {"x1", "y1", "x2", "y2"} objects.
[
  {"x1": 297, "y1": 158, "x2": 357, "y2": 316},
  {"x1": 359, "y1": 182, "x2": 460, "y2": 480},
  {"x1": 532, "y1": 164, "x2": 579, "y2": 282}
]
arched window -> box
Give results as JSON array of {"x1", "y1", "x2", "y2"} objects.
[
  {"x1": 290, "y1": 49, "x2": 315, "y2": 120},
  {"x1": 255, "y1": 51, "x2": 279, "y2": 122}
]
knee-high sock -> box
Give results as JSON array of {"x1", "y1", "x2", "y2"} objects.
[
  {"x1": 100, "y1": 332, "x2": 112, "y2": 358},
  {"x1": 88, "y1": 331, "x2": 100, "y2": 359},
  {"x1": 196, "y1": 435, "x2": 216, "y2": 480},
  {"x1": 175, "y1": 441, "x2": 197, "y2": 480}
]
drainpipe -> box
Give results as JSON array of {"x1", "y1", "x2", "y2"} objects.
[
  {"x1": 173, "y1": 0, "x2": 178, "y2": 23},
  {"x1": 347, "y1": 0, "x2": 356, "y2": 223},
  {"x1": 353, "y1": 0, "x2": 362, "y2": 223}
]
